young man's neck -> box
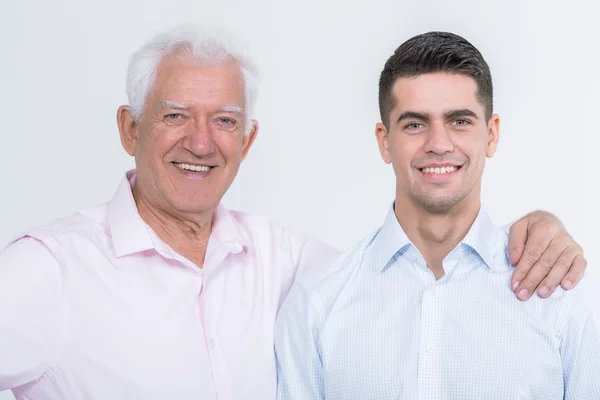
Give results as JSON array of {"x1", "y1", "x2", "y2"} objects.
[{"x1": 394, "y1": 194, "x2": 480, "y2": 280}]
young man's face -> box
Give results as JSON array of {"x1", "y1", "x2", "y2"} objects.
[{"x1": 376, "y1": 72, "x2": 500, "y2": 214}]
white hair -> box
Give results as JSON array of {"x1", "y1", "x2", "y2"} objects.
[{"x1": 126, "y1": 24, "x2": 259, "y2": 134}]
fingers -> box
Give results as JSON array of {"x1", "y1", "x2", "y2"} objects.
[
  {"x1": 513, "y1": 236, "x2": 581, "y2": 301},
  {"x1": 560, "y1": 253, "x2": 587, "y2": 290},
  {"x1": 510, "y1": 224, "x2": 559, "y2": 296},
  {"x1": 532, "y1": 244, "x2": 582, "y2": 298},
  {"x1": 507, "y1": 218, "x2": 528, "y2": 266}
]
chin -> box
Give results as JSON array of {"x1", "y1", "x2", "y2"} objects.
[
  {"x1": 169, "y1": 198, "x2": 216, "y2": 214},
  {"x1": 419, "y1": 203, "x2": 454, "y2": 214},
  {"x1": 416, "y1": 195, "x2": 463, "y2": 214}
]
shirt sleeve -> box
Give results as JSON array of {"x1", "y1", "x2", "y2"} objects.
[
  {"x1": 275, "y1": 282, "x2": 324, "y2": 400},
  {"x1": 556, "y1": 280, "x2": 600, "y2": 398},
  {"x1": 0, "y1": 237, "x2": 64, "y2": 390},
  {"x1": 294, "y1": 236, "x2": 340, "y2": 276}
]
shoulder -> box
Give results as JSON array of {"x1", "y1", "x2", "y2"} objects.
[
  {"x1": 553, "y1": 278, "x2": 598, "y2": 330},
  {"x1": 226, "y1": 209, "x2": 316, "y2": 242},
  {"x1": 1, "y1": 236, "x2": 57, "y2": 265},
  {"x1": 277, "y1": 230, "x2": 376, "y2": 328},
  {"x1": 0, "y1": 235, "x2": 64, "y2": 294},
  {"x1": 226, "y1": 208, "x2": 339, "y2": 260},
  {"x1": 5, "y1": 202, "x2": 109, "y2": 253},
  {"x1": 294, "y1": 229, "x2": 376, "y2": 292}
]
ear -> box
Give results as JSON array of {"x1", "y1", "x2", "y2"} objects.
[
  {"x1": 117, "y1": 106, "x2": 138, "y2": 156},
  {"x1": 375, "y1": 122, "x2": 392, "y2": 164},
  {"x1": 241, "y1": 119, "x2": 259, "y2": 160},
  {"x1": 486, "y1": 114, "x2": 500, "y2": 158}
]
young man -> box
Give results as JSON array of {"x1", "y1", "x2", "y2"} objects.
[{"x1": 275, "y1": 31, "x2": 600, "y2": 399}]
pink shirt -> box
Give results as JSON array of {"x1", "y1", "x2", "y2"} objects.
[{"x1": 0, "y1": 171, "x2": 338, "y2": 400}]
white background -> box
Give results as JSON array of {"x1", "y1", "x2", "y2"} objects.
[{"x1": 1, "y1": 0, "x2": 598, "y2": 398}]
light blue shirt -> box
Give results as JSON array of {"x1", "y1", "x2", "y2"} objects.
[{"x1": 275, "y1": 206, "x2": 600, "y2": 399}]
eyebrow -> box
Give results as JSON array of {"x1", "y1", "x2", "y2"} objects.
[
  {"x1": 163, "y1": 100, "x2": 189, "y2": 110},
  {"x1": 396, "y1": 111, "x2": 430, "y2": 124},
  {"x1": 396, "y1": 109, "x2": 479, "y2": 124},
  {"x1": 444, "y1": 109, "x2": 478, "y2": 120},
  {"x1": 162, "y1": 101, "x2": 244, "y2": 115},
  {"x1": 218, "y1": 105, "x2": 244, "y2": 114}
]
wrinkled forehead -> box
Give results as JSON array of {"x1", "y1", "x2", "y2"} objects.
[{"x1": 148, "y1": 54, "x2": 247, "y2": 110}]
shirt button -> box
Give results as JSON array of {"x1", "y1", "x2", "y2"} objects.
[
  {"x1": 209, "y1": 338, "x2": 216, "y2": 349},
  {"x1": 426, "y1": 344, "x2": 435, "y2": 353}
]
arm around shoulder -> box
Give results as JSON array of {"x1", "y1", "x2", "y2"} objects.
[{"x1": 0, "y1": 237, "x2": 64, "y2": 390}]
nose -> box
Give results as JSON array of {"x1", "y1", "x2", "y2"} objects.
[
  {"x1": 423, "y1": 122, "x2": 454, "y2": 155},
  {"x1": 183, "y1": 117, "x2": 216, "y2": 156}
]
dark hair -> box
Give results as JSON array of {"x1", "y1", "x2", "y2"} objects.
[{"x1": 378, "y1": 31, "x2": 493, "y2": 128}]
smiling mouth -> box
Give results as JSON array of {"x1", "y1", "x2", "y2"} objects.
[
  {"x1": 419, "y1": 166, "x2": 461, "y2": 174},
  {"x1": 172, "y1": 162, "x2": 213, "y2": 173}
]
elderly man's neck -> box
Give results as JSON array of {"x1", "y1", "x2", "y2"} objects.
[
  {"x1": 133, "y1": 191, "x2": 214, "y2": 268},
  {"x1": 394, "y1": 194, "x2": 480, "y2": 280}
]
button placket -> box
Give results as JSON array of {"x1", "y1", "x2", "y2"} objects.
[{"x1": 418, "y1": 284, "x2": 442, "y2": 399}]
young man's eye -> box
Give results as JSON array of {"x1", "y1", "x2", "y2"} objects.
[{"x1": 452, "y1": 119, "x2": 471, "y2": 126}]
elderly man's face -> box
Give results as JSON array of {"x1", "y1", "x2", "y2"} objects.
[{"x1": 121, "y1": 54, "x2": 257, "y2": 218}]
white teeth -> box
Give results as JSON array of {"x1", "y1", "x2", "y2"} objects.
[
  {"x1": 421, "y1": 166, "x2": 458, "y2": 174},
  {"x1": 174, "y1": 162, "x2": 211, "y2": 172}
]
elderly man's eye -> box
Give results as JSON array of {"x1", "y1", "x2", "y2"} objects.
[{"x1": 214, "y1": 117, "x2": 237, "y2": 131}]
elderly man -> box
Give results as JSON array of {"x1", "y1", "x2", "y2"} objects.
[
  {"x1": 0, "y1": 25, "x2": 588, "y2": 400},
  {"x1": 274, "y1": 31, "x2": 600, "y2": 399}
]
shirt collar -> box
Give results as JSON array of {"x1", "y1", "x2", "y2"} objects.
[
  {"x1": 370, "y1": 204, "x2": 415, "y2": 271},
  {"x1": 370, "y1": 203, "x2": 505, "y2": 272},
  {"x1": 207, "y1": 204, "x2": 247, "y2": 255},
  {"x1": 107, "y1": 169, "x2": 247, "y2": 258},
  {"x1": 460, "y1": 207, "x2": 505, "y2": 272},
  {"x1": 107, "y1": 170, "x2": 155, "y2": 257}
]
